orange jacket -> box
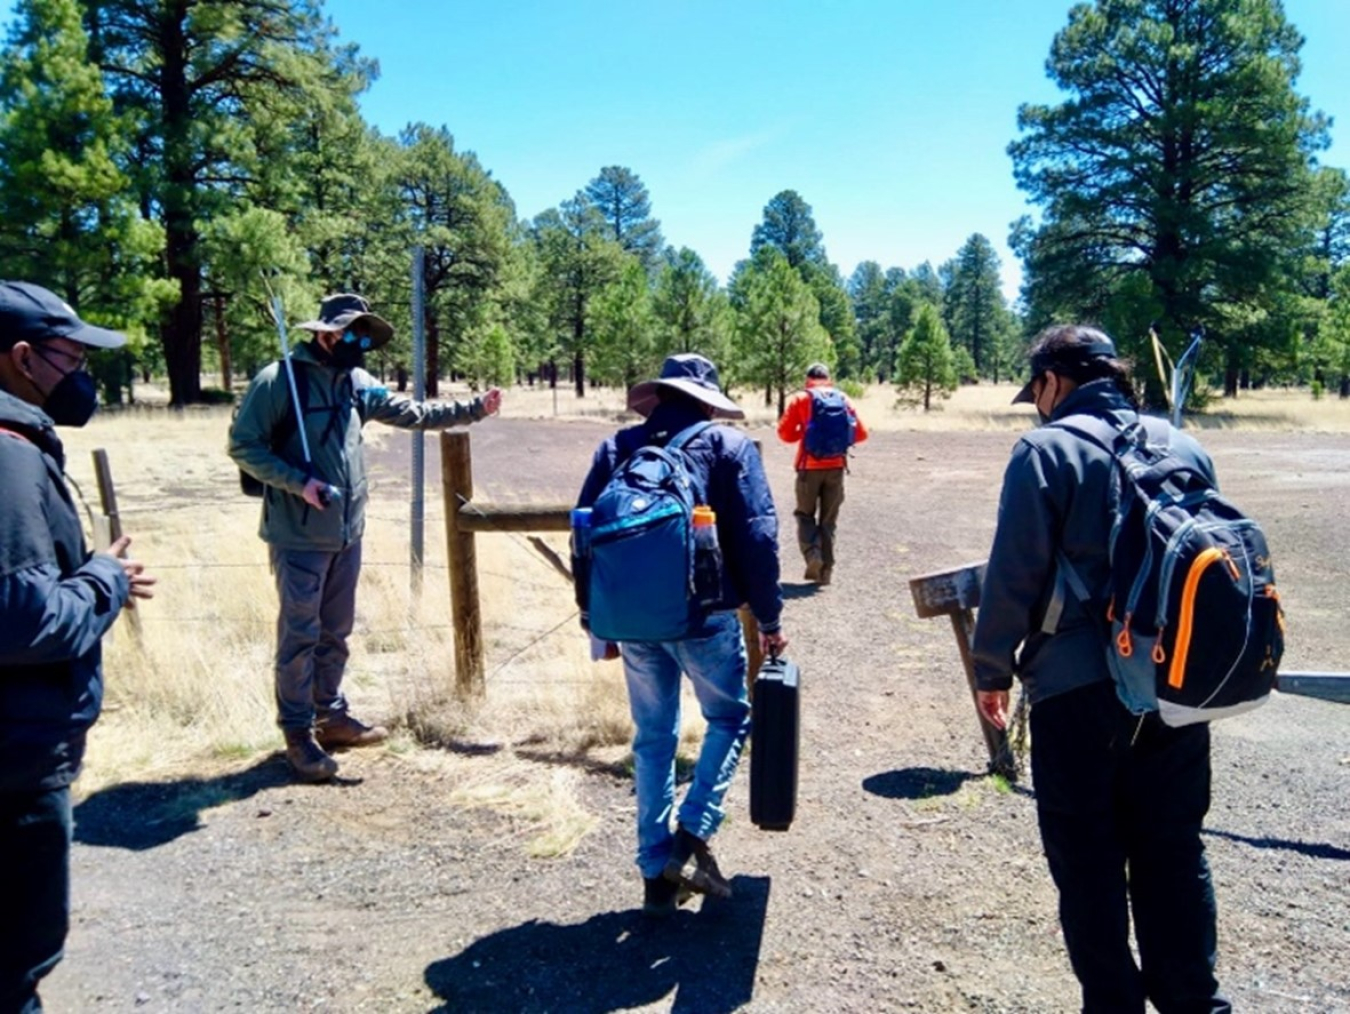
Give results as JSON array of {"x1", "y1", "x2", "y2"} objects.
[{"x1": 777, "y1": 378, "x2": 868, "y2": 470}]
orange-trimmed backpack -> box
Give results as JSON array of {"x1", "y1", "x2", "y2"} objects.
[{"x1": 1051, "y1": 414, "x2": 1284, "y2": 726}]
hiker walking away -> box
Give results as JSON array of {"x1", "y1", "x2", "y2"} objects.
[
  {"x1": 229, "y1": 293, "x2": 501, "y2": 783},
  {"x1": 576, "y1": 353, "x2": 787, "y2": 916},
  {"x1": 971, "y1": 325, "x2": 1231, "y2": 1013},
  {"x1": 0, "y1": 281, "x2": 156, "y2": 1013},
  {"x1": 776, "y1": 362, "x2": 867, "y2": 585}
]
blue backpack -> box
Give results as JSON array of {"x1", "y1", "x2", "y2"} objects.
[
  {"x1": 803, "y1": 388, "x2": 856, "y2": 459},
  {"x1": 1048, "y1": 414, "x2": 1284, "y2": 727},
  {"x1": 587, "y1": 422, "x2": 714, "y2": 642}
]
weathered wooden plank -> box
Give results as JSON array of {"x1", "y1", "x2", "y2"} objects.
[{"x1": 909, "y1": 561, "x2": 987, "y2": 619}]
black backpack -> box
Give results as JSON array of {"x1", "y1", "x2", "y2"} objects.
[{"x1": 1050, "y1": 413, "x2": 1284, "y2": 726}]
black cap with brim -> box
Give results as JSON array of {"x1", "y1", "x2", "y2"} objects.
[
  {"x1": 1011, "y1": 339, "x2": 1118, "y2": 405},
  {"x1": 0, "y1": 281, "x2": 126, "y2": 350}
]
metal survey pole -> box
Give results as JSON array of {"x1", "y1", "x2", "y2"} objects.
[{"x1": 410, "y1": 247, "x2": 426, "y2": 597}]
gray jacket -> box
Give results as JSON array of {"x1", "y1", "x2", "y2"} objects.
[
  {"x1": 228, "y1": 343, "x2": 487, "y2": 551},
  {"x1": 0, "y1": 390, "x2": 129, "y2": 792},
  {"x1": 971, "y1": 380, "x2": 1217, "y2": 704}
]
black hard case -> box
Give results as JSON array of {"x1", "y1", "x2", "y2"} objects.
[{"x1": 749, "y1": 656, "x2": 800, "y2": 831}]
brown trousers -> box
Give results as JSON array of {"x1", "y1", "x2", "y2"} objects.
[{"x1": 793, "y1": 467, "x2": 846, "y2": 567}]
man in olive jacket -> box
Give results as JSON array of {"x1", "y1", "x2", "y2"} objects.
[
  {"x1": 0, "y1": 281, "x2": 155, "y2": 1013},
  {"x1": 229, "y1": 294, "x2": 501, "y2": 781}
]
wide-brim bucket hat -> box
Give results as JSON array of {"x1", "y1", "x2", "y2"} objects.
[
  {"x1": 294, "y1": 293, "x2": 394, "y2": 350},
  {"x1": 627, "y1": 353, "x2": 745, "y2": 419}
]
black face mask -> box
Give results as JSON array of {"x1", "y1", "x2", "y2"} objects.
[
  {"x1": 328, "y1": 342, "x2": 366, "y2": 371},
  {"x1": 31, "y1": 349, "x2": 99, "y2": 427}
]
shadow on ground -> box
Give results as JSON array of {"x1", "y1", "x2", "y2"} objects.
[
  {"x1": 73, "y1": 754, "x2": 333, "y2": 850},
  {"x1": 1205, "y1": 828, "x2": 1350, "y2": 861},
  {"x1": 425, "y1": 875, "x2": 770, "y2": 1013},
  {"x1": 862, "y1": 766, "x2": 977, "y2": 800}
]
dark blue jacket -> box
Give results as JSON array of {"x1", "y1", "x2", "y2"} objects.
[
  {"x1": 971, "y1": 380, "x2": 1216, "y2": 703},
  {"x1": 0, "y1": 390, "x2": 128, "y2": 793},
  {"x1": 577, "y1": 401, "x2": 783, "y2": 634}
]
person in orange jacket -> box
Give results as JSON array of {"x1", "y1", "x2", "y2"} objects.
[{"x1": 776, "y1": 362, "x2": 868, "y2": 585}]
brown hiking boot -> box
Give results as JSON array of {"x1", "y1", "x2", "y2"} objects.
[
  {"x1": 804, "y1": 557, "x2": 825, "y2": 582},
  {"x1": 662, "y1": 826, "x2": 733, "y2": 899},
  {"x1": 819, "y1": 566, "x2": 833, "y2": 587},
  {"x1": 283, "y1": 728, "x2": 338, "y2": 782},
  {"x1": 315, "y1": 712, "x2": 388, "y2": 749}
]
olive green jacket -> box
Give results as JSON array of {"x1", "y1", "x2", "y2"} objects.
[{"x1": 228, "y1": 343, "x2": 486, "y2": 551}]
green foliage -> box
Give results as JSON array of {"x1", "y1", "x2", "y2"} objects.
[
  {"x1": 730, "y1": 247, "x2": 830, "y2": 414},
  {"x1": 1010, "y1": 0, "x2": 1331, "y2": 402},
  {"x1": 651, "y1": 247, "x2": 732, "y2": 366},
  {"x1": 944, "y1": 234, "x2": 1012, "y2": 378},
  {"x1": 531, "y1": 195, "x2": 628, "y2": 396},
  {"x1": 750, "y1": 190, "x2": 827, "y2": 269},
  {"x1": 590, "y1": 259, "x2": 659, "y2": 389},
  {"x1": 836, "y1": 378, "x2": 865, "y2": 400},
  {"x1": 393, "y1": 124, "x2": 513, "y2": 397},
  {"x1": 0, "y1": 0, "x2": 165, "y2": 336},
  {"x1": 455, "y1": 323, "x2": 516, "y2": 390},
  {"x1": 895, "y1": 303, "x2": 958, "y2": 411},
  {"x1": 585, "y1": 166, "x2": 664, "y2": 274}
]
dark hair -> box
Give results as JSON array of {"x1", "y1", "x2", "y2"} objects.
[
  {"x1": 806, "y1": 362, "x2": 830, "y2": 380},
  {"x1": 1029, "y1": 324, "x2": 1138, "y2": 409}
]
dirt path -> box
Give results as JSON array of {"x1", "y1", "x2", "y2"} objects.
[{"x1": 47, "y1": 420, "x2": 1350, "y2": 1013}]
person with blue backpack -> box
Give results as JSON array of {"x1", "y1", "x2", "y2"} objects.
[
  {"x1": 575, "y1": 353, "x2": 787, "y2": 917},
  {"x1": 776, "y1": 362, "x2": 867, "y2": 585},
  {"x1": 971, "y1": 325, "x2": 1234, "y2": 1014}
]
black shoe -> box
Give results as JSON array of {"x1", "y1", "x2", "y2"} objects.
[
  {"x1": 662, "y1": 827, "x2": 733, "y2": 899},
  {"x1": 642, "y1": 876, "x2": 691, "y2": 917}
]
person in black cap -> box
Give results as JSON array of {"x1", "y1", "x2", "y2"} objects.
[
  {"x1": 229, "y1": 293, "x2": 502, "y2": 782},
  {"x1": 971, "y1": 324, "x2": 1231, "y2": 1013},
  {"x1": 576, "y1": 353, "x2": 787, "y2": 916},
  {"x1": 0, "y1": 281, "x2": 156, "y2": 1012}
]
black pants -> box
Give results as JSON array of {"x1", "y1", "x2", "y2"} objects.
[
  {"x1": 1031, "y1": 681, "x2": 1230, "y2": 1014},
  {"x1": 0, "y1": 786, "x2": 71, "y2": 1013}
]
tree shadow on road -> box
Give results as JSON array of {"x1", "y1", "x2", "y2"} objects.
[
  {"x1": 72, "y1": 753, "x2": 351, "y2": 850},
  {"x1": 424, "y1": 875, "x2": 770, "y2": 1013}
]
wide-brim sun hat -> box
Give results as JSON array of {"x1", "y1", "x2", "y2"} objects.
[
  {"x1": 627, "y1": 353, "x2": 745, "y2": 419},
  {"x1": 1011, "y1": 335, "x2": 1118, "y2": 404},
  {"x1": 294, "y1": 293, "x2": 394, "y2": 350}
]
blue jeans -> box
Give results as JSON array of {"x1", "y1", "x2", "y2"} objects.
[
  {"x1": 620, "y1": 612, "x2": 751, "y2": 879},
  {"x1": 270, "y1": 542, "x2": 363, "y2": 730},
  {"x1": 0, "y1": 786, "x2": 72, "y2": 1013}
]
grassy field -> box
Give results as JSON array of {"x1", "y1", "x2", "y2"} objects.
[{"x1": 53, "y1": 378, "x2": 1350, "y2": 845}]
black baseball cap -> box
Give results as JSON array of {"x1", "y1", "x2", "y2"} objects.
[
  {"x1": 1011, "y1": 337, "x2": 1117, "y2": 404},
  {"x1": 0, "y1": 281, "x2": 127, "y2": 351}
]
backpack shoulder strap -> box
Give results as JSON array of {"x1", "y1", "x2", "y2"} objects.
[{"x1": 665, "y1": 420, "x2": 715, "y2": 454}]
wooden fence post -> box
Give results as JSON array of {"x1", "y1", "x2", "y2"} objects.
[
  {"x1": 92, "y1": 449, "x2": 141, "y2": 637},
  {"x1": 441, "y1": 431, "x2": 484, "y2": 697},
  {"x1": 909, "y1": 561, "x2": 1017, "y2": 780}
]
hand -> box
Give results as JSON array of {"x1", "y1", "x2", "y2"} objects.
[
  {"x1": 759, "y1": 629, "x2": 789, "y2": 658},
  {"x1": 977, "y1": 689, "x2": 1009, "y2": 730},
  {"x1": 481, "y1": 388, "x2": 503, "y2": 416},
  {"x1": 301, "y1": 478, "x2": 329, "y2": 509},
  {"x1": 107, "y1": 535, "x2": 156, "y2": 608}
]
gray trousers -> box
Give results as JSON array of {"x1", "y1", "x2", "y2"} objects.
[
  {"x1": 793, "y1": 468, "x2": 846, "y2": 567},
  {"x1": 269, "y1": 542, "x2": 362, "y2": 730}
]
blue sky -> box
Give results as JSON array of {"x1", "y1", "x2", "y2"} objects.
[{"x1": 322, "y1": 0, "x2": 1349, "y2": 303}]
